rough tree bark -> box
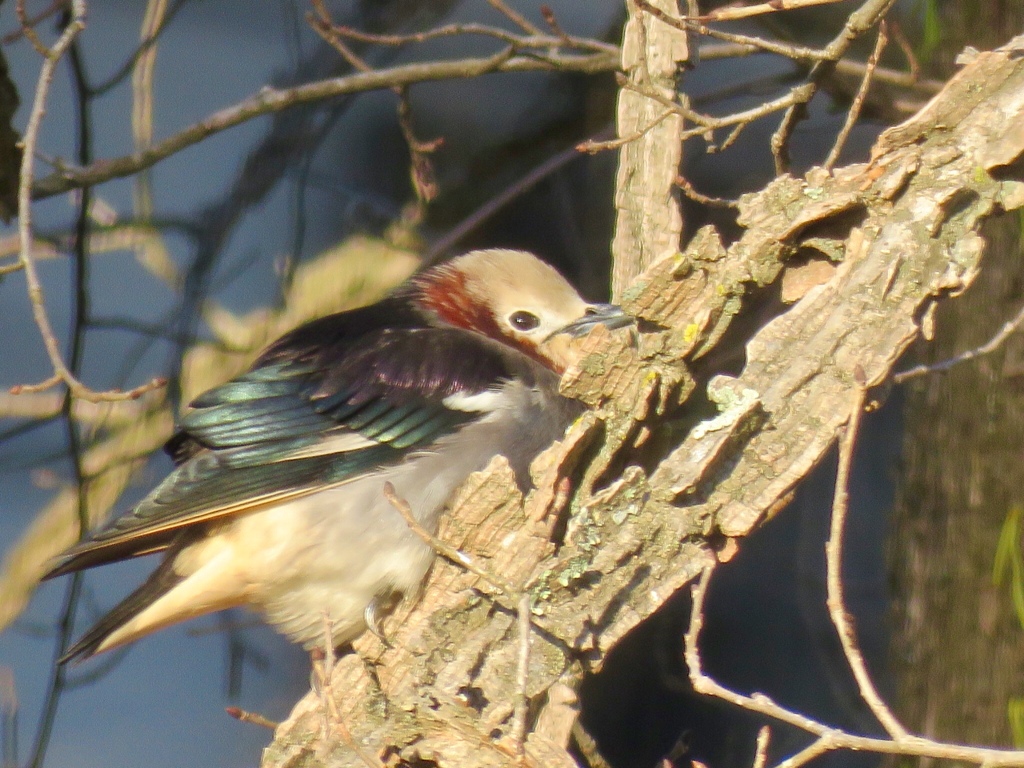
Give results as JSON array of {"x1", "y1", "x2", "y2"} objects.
[
  {"x1": 261, "y1": 35, "x2": 1024, "y2": 768},
  {"x1": 610, "y1": 0, "x2": 691, "y2": 295}
]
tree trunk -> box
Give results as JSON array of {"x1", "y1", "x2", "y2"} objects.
[{"x1": 889, "y1": 217, "x2": 1024, "y2": 746}]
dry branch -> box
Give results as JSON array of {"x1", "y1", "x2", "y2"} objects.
[
  {"x1": 30, "y1": 48, "x2": 617, "y2": 201},
  {"x1": 262, "y1": 32, "x2": 1024, "y2": 768}
]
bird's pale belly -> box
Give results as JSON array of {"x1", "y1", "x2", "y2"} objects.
[
  {"x1": 205, "y1": 480, "x2": 438, "y2": 649},
  {"x1": 187, "y1": 426, "x2": 502, "y2": 648},
  {"x1": 171, "y1": 397, "x2": 563, "y2": 650}
]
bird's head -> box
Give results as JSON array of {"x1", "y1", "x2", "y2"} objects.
[{"x1": 410, "y1": 249, "x2": 632, "y2": 372}]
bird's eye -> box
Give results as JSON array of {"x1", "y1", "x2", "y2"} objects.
[{"x1": 508, "y1": 310, "x2": 540, "y2": 331}]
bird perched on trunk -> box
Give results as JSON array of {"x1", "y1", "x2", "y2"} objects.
[{"x1": 44, "y1": 248, "x2": 631, "y2": 663}]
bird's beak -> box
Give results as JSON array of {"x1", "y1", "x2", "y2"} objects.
[{"x1": 550, "y1": 303, "x2": 634, "y2": 340}]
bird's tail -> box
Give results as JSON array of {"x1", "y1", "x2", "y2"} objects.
[{"x1": 60, "y1": 552, "x2": 184, "y2": 664}]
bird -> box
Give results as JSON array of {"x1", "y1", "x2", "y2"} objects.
[{"x1": 43, "y1": 248, "x2": 632, "y2": 663}]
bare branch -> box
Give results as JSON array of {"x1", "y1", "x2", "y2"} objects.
[
  {"x1": 893, "y1": 300, "x2": 1024, "y2": 383},
  {"x1": 539, "y1": 5, "x2": 573, "y2": 46},
  {"x1": 382, "y1": 481, "x2": 518, "y2": 598},
  {"x1": 636, "y1": 0, "x2": 828, "y2": 62},
  {"x1": 31, "y1": 48, "x2": 618, "y2": 200},
  {"x1": 425, "y1": 127, "x2": 611, "y2": 264},
  {"x1": 305, "y1": 20, "x2": 616, "y2": 56},
  {"x1": 485, "y1": 0, "x2": 542, "y2": 36},
  {"x1": 772, "y1": 0, "x2": 897, "y2": 172},
  {"x1": 15, "y1": 0, "x2": 55, "y2": 56},
  {"x1": 685, "y1": 567, "x2": 1024, "y2": 766},
  {"x1": 7, "y1": 0, "x2": 67, "y2": 47},
  {"x1": 226, "y1": 707, "x2": 279, "y2": 730},
  {"x1": 697, "y1": 0, "x2": 850, "y2": 22},
  {"x1": 675, "y1": 174, "x2": 739, "y2": 209},
  {"x1": 752, "y1": 726, "x2": 771, "y2": 768},
  {"x1": 577, "y1": 108, "x2": 674, "y2": 153},
  {"x1": 311, "y1": 616, "x2": 382, "y2": 768},
  {"x1": 824, "y1": 21, "x2": 889, "y2": 170},
  {"x1": 825, "y1": 380, "x2": 909, "y2": 738},
  {"x1": 14, "y1": 0, "x2": 167, "y2": 403},
  {"x1": 308, "y1": 1, "x2": 440, "y2": 212}
]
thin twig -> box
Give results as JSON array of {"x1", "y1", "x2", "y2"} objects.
[
  {"x1": 636, "y1": 0, "x2": 828, "y2": 62},
  {"x1": 25, "y1": 12, "x2": 936, "y2": 203},
  {"x1": 309, "y1": 1, "x2": 367, "y2": 71},
  {"x1": 6, "y1": 0, "x2": 66, "y2": 46},
  {"x1": 677, "y1": 83, "x2": 815, "y2": 145},
  {"x1": 512, "y1": 592, "x2": 532, "y2": 759},
  {"x1": 771, "y1": 0, "x2": 897, "y2": 173},
  {"x1": 638, "y1": 1, "x2": 939, "y2": 101},
  {"x1": 833, "y1": 57, "x2": 940, "y2": 94},
  {"x1": 616, "y1": 72, "x2": 711, "y2": 126},
  {"x1": 888, "y1": 20, "x2": 920, "y2": 83},
  {"x1": 485, "y1": 0, "x2": 542, "y2": 36},
  {"x1": 15, "y1": 0, "x2": 166, "y2": 403},
  {"x1": 309, "y1": 20, "x2": 616, "y2": 55},
  {"x1": 382, "y1": 482, "x2": 518, "y2": 597},
  {"x1": 225, "y1": 707, "x2": 279, "y2": 730},
  {"x1": 772, "y1": 736, "x2": 831, "y2": 768},
  {"x1": 684, "y1": 567, "x2": 1024, "y2": 766},
  {"x1": 716, "y1": 122, "x2": 747, "y2": 153},
  {"x1": 383, "y1": 482, "x2": 537, "y2": 757},
  {"x1": 824, "y1": 22, "x2": 888, "y2": 170},
  {"x1": 424, "y1": 125, "x2": 611, "y2": 264},
  {"x1": 15, "y1": 0, "x2": 51, "y2": 55},
  {"x1": 309, "y1": 2, "x2": 441, "y2": 211},
  {"x1": 577, "y1": 109, "x2": 674, "y2": 153},
  {"x1": 9, "y1": 376, "x2": 61, "y2": 396},
  {"x1": 16, "y1": 1, "x2": 82, "y2": 373},
  {"x1": 893, "y1": 302, "x2": 1024, "y2": 384},
  {"x1": 676, "y1": 175, "x2": 739, "y2": 209},
  {"x1": 752, "y1": 726, "x2": 771, "y2": 768},
  {"x1": 696, "y1": 0, "x2": 848, "y2": 22},
  {"x1": 0, "y1": 389, "x2": 152, "y2": 423},
  {"x1": 33, "y1": 47, "x2": 617, "y2": 200},
  {"x1": 313, "y1": 614, "x2": 382, "y2": 768},
  {"x1": 825, "y1": 375, "x2": 909, "y2": 739},
  {"x1": 688, "y1": 39, "x2": 939, "y2": 102},
  {"x1": 540, "y1": 6, "x2": 572, "y2": 46},
  {"x1": 88, "y1": 0, "x2": 188, "y2": 97}
]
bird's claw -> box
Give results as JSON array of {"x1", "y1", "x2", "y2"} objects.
[{"x1": 364, "y1": 595, "x2": 394, "y2": 648}]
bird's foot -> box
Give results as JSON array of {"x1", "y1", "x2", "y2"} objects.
[{"x1": 364, "y1": 593, "x2": 399, "y2": 649}]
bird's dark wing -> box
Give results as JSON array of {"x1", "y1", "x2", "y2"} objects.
[{"x1": 45, "y1": 309, "x2": 543, "y2": 578}]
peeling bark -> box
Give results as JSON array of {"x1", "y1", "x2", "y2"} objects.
[{"x1": 262, "y1": 36, "x2": 1024, "y2": 768}]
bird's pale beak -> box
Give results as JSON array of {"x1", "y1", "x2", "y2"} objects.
[{"x1": 551, "y1": 303, "x2": 634, "y2": 339}]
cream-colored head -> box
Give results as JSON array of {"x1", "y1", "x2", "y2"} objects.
[{"x1": 413, "y1": 249, "x2": 630, "y2": 372}]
